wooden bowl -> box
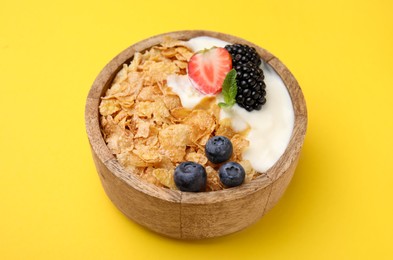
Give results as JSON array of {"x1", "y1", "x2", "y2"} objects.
[{"x1": 85, "y1": 30, "x2": 307, "y2": 240}]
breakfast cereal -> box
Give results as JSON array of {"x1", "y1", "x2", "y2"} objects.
[{"x1": 99, "y1": 37, "x2": 256, "y2": 191}]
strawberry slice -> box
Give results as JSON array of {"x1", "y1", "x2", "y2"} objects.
[{"x1": 187, "y1": 47, "x2": 232, "y2": 95}]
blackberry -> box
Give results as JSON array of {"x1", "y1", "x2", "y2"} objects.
[
  {"x1": 225, "y1": 44, "x2": 261, "y2": 67},
  {"x1": 225, "y1": 44, "x2": 267, "y2": 111},
  {"x1": 234, "y1": 62, "x2": 267, "y2": 111}
]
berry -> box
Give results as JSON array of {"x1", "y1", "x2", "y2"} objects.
[
  {"x1": 205, "y1": 136, "x2": 233, "y2": 164},
  {"x1": 225, "y1": 44, "x2": 261, "y2": 67},
  {"x1": 219, "y1": 162, "x2": 245, "y2": 188},
  {"x1": 225, "y1": 44, "x2": 267, "y2": 111},
  {"x1": 234, "y1": 62, "x2": 266, "y2": 111},
  {"x1": 174, "y1": 162, "x2": 207, "y2": 192},
  {"x1": 187, "y1": 47, "x2": 232, "y2": 95}
]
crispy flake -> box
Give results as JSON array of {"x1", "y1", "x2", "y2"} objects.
[
  {"x1": 206, "y1": 166, "x2": 224, "y2": 191},
  {"x1": 231, "y1": 134, "x2": 250, "y2": 161},
  {"x1": 153, "y1": 168, "x2": 176, "y2": 189},
  {"x1": 239, "y1": 160, "x2": 257, "y2": 183}
]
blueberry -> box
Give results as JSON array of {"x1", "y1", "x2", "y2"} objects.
[
  {"x1": 205, "y1": 136, "x2": 233, "y2": 164},
  {"x1": 219, "y1": 162, "x2": 245, "y2": 187},
  {"x1": 174, "y1": 162, "x2": 207, "y2": 192}
]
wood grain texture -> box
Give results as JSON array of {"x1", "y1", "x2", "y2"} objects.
[
  {"x1": 181, "y1": 174, "x2": 272, "y2": 239},
  {"x1": 85, "y1": 30, "x2": 307, "y2": 239},
  {"x1": 91, "y1": 151, "x2": 182, "y2": 238}
]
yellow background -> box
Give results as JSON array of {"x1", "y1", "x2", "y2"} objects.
[{"x1": 1, "y1": 0, "x2": 392, "y2": 259}]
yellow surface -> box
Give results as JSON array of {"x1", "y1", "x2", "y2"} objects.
[{"x1": 1, "y1": 0, "x2": 392, "y2": 259}]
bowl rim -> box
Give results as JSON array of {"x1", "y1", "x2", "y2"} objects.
[{"x1": 85, "y1": 30, "x2": 307, "y2": 205}]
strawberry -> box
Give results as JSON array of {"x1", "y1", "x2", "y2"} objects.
[{"x1": 187, "y1": 47, "x2": 232, "y2": 95}]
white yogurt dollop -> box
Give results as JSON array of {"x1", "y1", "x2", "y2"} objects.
[
  {"x1": 167, "y1": 36, "x2": 294, "y2": 173},
  {"x1": 186, "y1": 36, "x2": 230, "y2": 51},
  {"x1": 166, "y1": 74, "x2": 208, "y2": 109}
]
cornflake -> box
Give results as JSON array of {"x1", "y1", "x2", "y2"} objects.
[{"x1": 99, "y1": 38, "x2": 260, "y2": 190}]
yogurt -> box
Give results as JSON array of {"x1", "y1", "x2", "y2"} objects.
[{"x1": 167, "y1": 36, "x2": 294, "y2": 173}]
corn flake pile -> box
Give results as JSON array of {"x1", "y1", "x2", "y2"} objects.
[{"x1": 99, "y1": 38, "x2": 259, "y2": 191}]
